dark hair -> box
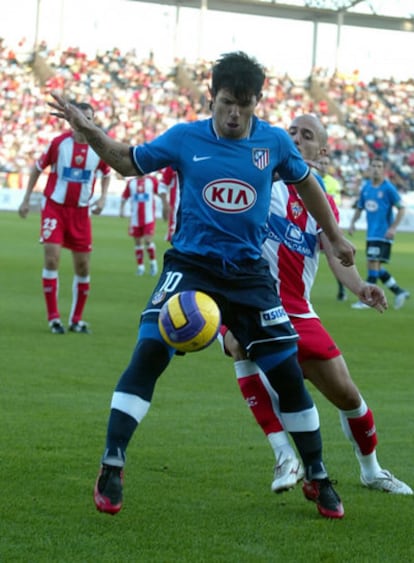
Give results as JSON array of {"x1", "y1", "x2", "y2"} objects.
[
  {"x1": 211, "y1": 51, "x2": 265, "y2": 103},
  {"x1": 71, "y1": 101, "x2": 94, "y2": 114}
]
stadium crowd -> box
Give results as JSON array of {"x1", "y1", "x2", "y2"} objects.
[{"x1": 1, "y1": 37, "x2": 413, "y2": 196}]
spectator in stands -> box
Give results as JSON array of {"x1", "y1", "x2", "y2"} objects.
[
  {"x1": 2, "y1": 37, "x2": 414, "y2": 198},
  {"x1": 18, "y1": 101, "x2": 111, "y2": 334}
]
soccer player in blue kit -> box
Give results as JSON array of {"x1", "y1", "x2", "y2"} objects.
[
  {"x1": 349, "y1": 156, "x2": 409, "y2": 310},
  {"x1": 50, "y1": 52, "x2": 355, "y2": 519}
]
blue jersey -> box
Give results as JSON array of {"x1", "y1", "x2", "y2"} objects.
[
  {"x1": 356, "y1": 179, "x2": 403, "y2": 241},
  {"x1": 130, "y1": 117, "x2": 309, "y2": 262}
]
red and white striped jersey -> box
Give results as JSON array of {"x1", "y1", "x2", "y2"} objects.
[
  {"x1": 263, "y1": 180, "x2": 339, "y2": 318},
  {"x1": 159, "y1": 166, "x2": 180, "y2": 242},
  {"x1": 36, "y1": 131, "x2": 111, "y2": 207},
  {"x1": 122, "y1": 175, "x2": 159, "y2": 227}
]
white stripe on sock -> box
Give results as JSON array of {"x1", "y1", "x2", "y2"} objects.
[{"x1": 111, "y1": 391, "x2": 150, "y2": 423}]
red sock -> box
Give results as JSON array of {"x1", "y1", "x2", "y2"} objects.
[
  {"x1": 147, "y1": 242, "x2": 156, "y2": 261},
  {"x1": 135, "y1": 246, "x2": 144, "y2": 266},
  {"x1": 238, "y1": 374, "x2": 284, "y2": 435},
  {"x1": 347, "y1": 408, "x2": 378, "y2": 455},
  {"x1": 42, "y1": 275, "x2": 59, "y2": 322},
  {"x1": 70, "y1": 278, "x2": 90, "y2": 324}
]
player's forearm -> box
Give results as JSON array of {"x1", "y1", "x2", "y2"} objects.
[
  {"x1": 325, "y1": 247, "x2": 364, "y2": 295},
  {"x1": 79, "y1": 121, "x2": 137, "y2": 177},
  {"x1": 349, "y1": 208, "x2": 361, "y2": 227},
  {"x1": 391, "y1": 207, "x2": 405, "y2": 230},
  {"x1": 321, "y1": 231, "x2": 364, "y2": 294},
  {"x1": 22, "y1": 166, "x2": 41, "y2": 201},
  {"x1": 100, "y1": 176, "x2": 110, "y2": 199}
]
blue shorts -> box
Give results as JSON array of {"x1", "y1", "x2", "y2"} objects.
[
  {"x1": 366, "y1": 240, "x2": 391, "y2": 263},
  {"x1": 141, "y1": 248, "x2": 298, "y2": 356}
]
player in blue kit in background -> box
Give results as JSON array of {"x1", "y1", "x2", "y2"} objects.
[
  {"x1": 349, "y1": 156, "x2": 409, "y2": 310},
  {"x1": 49, "y1": 52, "x2": 355, "y2": 519}
]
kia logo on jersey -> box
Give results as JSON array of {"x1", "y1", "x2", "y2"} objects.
[
  {"x1": 366, "y1": 199, "x2": 379, "y2": 212},
  {"x1": 203, "y1": 179, "x2": 257, "y2": 213}
]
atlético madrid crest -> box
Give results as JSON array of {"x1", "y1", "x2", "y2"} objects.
[{"x1": 252, "y1": 148, "x2": 269, "y2": 170}]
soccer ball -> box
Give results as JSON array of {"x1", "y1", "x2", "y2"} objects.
[{"x1": 158, "y1": 291, "x2": 221, "y2": 353}]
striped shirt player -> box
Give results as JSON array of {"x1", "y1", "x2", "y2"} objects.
[
  {"x1": 224, "y1": 115, "x2": 411, "y2": 499},
  {"x1": 264, "y1": 180, "x2": 337, "y2": 319},
  {"x1": 39, "y1": 131, "x2": 110, "y2": 208},
  {"x1": 261, "y1": 180, "x2": 345, "y2": 366},
  {"x1": 18, "y1": 102, "x2": 111, "y2": 334},
  {"x1": 230, "y1": 175, "x2": 411, "y2": 497},
  {"x1": 120, "y1": 175, "x2": 160, "y2": 276}
]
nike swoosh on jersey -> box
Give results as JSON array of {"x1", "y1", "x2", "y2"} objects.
[{"x1": 192, "y1": 155, "x2": 212, "y2": 162}]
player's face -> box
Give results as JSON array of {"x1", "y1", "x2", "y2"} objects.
[
  {"x1": 370, "y1": 160, "x2": 385, "y2": 183},
  {"x1": 211, "y1": 88, "x2": 259, "y2": 139},
  {"x1": 288, "y1": 116, "x2": 321, "y2": 161}
]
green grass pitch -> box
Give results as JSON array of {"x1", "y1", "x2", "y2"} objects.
[{"x1": 1, "y1": 210, "x2": 413, "y2": 562}]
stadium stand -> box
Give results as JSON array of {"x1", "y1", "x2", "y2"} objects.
[{"x1": 1, "y1": 36, "x2": 413, "y2": 200}]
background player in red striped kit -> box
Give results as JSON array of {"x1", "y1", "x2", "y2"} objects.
[
  {"x1": 120, "y1": 174, "x2": 161, "y2": 276},
  {"x1": 18, "y1": 101, "x2": 111, "y2": 334}
]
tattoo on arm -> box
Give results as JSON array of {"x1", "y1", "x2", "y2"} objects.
[
  {"x1": 89, "y1": 136, "x2": 106, "y2": 151},
  {"x1": 108, "y1": 148, "x2": 122, "y2": 162}
]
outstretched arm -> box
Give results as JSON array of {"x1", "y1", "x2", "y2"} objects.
[
  {"x1": 321, "y1": 232, "x2": 388, "y2": 313},
  {"x1": 48, "y1": 93, "x2": 139, "y2": 177}
]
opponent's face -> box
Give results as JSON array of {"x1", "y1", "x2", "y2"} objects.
[
  {"x1": 211, "y1": 88, "x2": 259, "y2": 140},
  {"x1": 81, "y1": 108, "x2": 94, "y2": 122},
  {"x1": 288, "y1": 116, "x2": 323, "y2": 161}
]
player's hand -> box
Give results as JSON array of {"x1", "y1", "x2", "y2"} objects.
[
  {"x1": 48, "y1": 92, "x2": 89, "y2": 132},
  {"x1": 385, "y1": 227, "x2": 396, "y2": 240},
  {"x1": 91, "y1": 197, "x2": 106, "y2": 215},
  {"x1": 18, "y1": 201, "x2": 30, "y2": 218},
  {"x1": 330, "y1": 236, "x2": 355, "y2": 267},
  {"x1": 357, "y1": 283, "x2": 388, "y2": 313},
  {"x1": 223, "y1": 328, "x2": 246, "y2": 361}
]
